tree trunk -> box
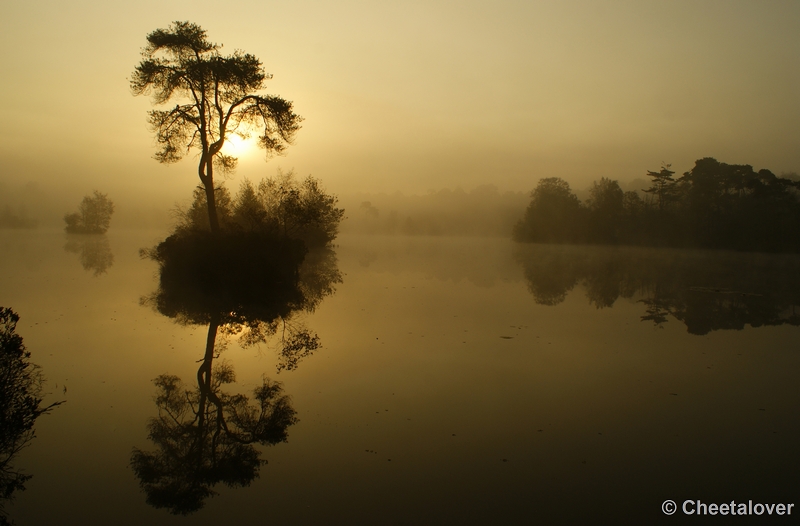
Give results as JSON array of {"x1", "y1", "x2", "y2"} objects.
[
  {"x1": 204, "y1": 182, "x2": 221, "y2": 234},
  {"x1": 199, "y1": 151, "x2": 221, "y2": 235}
]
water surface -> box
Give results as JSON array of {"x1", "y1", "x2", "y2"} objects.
[{"x1": 2, "y1": 230, "x2": 799, "y2": 525}]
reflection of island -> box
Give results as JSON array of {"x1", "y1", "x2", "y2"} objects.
[
  {"x1": 141, "y1": 231, "x2": 341, "y2": 370},
  {"x1": 133, "y1": 230, "x2": 341, "y2": 514},
  {"x1": 64, "y1": 235, "x2": 114, "y2": 276},
  {"x1": 1, "y1": 308, "x2": 63, "y2": 524},
  {"x1": 515, "y1": 245, "x2": 800, "y2": 335}
]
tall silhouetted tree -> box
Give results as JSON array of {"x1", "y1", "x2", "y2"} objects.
[
  {"x1": 131, "y1": 21, "x2": 303, "y2": 234},
  {"x1": 643, "y1": 164, "x2": 678, "y2": 213}
]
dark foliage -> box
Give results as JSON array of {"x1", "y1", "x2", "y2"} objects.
[
  {"x1": 515, "y1": 245, "x2": 800, "y2": 335},
  {"x1": 513, "y1": 178, "x2": 584, "y2": 243},
  {"x1": 514, "y1": 158, "x2": 800, "y2": 253},
  {"x1": 586, "y1": 178, "x2": 625, "y2": 243},
  {"x1": 0, "y1": 308, "x2": 63, "y2": 523},
  {"x1": 176, "y1": 171, "x2": 344, "y2": 249}
]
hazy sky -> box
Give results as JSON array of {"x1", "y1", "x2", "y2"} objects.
[{"x1": 2, "y1": 0, "x2": 798, "y2": 204}]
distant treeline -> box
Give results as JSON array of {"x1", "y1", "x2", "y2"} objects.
[
  {"x1": 343, "y1": 185, "x2": 528, "y2": 237},
  {"x1": 514, "y1": 158, "x2": 800, "y2": 252}
]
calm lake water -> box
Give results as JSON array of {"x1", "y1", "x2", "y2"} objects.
[{"x1": 2, "y1": 229, "x2": 799, "y2": 525}]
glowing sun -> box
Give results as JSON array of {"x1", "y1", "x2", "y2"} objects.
[{"x1": 222, "y1": 133, "x2": 255, "y2": 156}]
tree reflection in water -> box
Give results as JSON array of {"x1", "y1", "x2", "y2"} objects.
[
  {"x1": 63, "y1": 235, "x2": 114, "y2": 276},
  {"x1": 515, "y1": 245, "x2": 800, "y2": 334},
  {"x1": 129, "y1": 325, "x2": 297, "y2": 515},
  {"x1": 132, "y1": 231, "x2": 341, "y2": 514}
]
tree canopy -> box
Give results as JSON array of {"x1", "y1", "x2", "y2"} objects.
[{"x1": 131, "y1": 21, "x2": 302, "y2": 233}]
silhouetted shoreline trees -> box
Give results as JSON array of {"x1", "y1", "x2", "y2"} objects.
[
  {"x1": 513, "y1": 158, "x2": 800, "y2": 253},
  {"x1": 0, "y1": 308, "x2": 63, "y2": 524}
]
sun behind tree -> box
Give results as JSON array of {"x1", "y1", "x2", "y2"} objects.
[{"x1": 130, "y1": 21, "x2": 303, "y2": 234}]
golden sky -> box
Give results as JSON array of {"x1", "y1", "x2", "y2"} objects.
[{"x1": 2, "y1": 0, "x2": 798, "y2": 201}]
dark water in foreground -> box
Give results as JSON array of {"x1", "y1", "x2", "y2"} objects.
[{"x1": 1, "y1": 230, "x2": 799, "y2": 525}]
